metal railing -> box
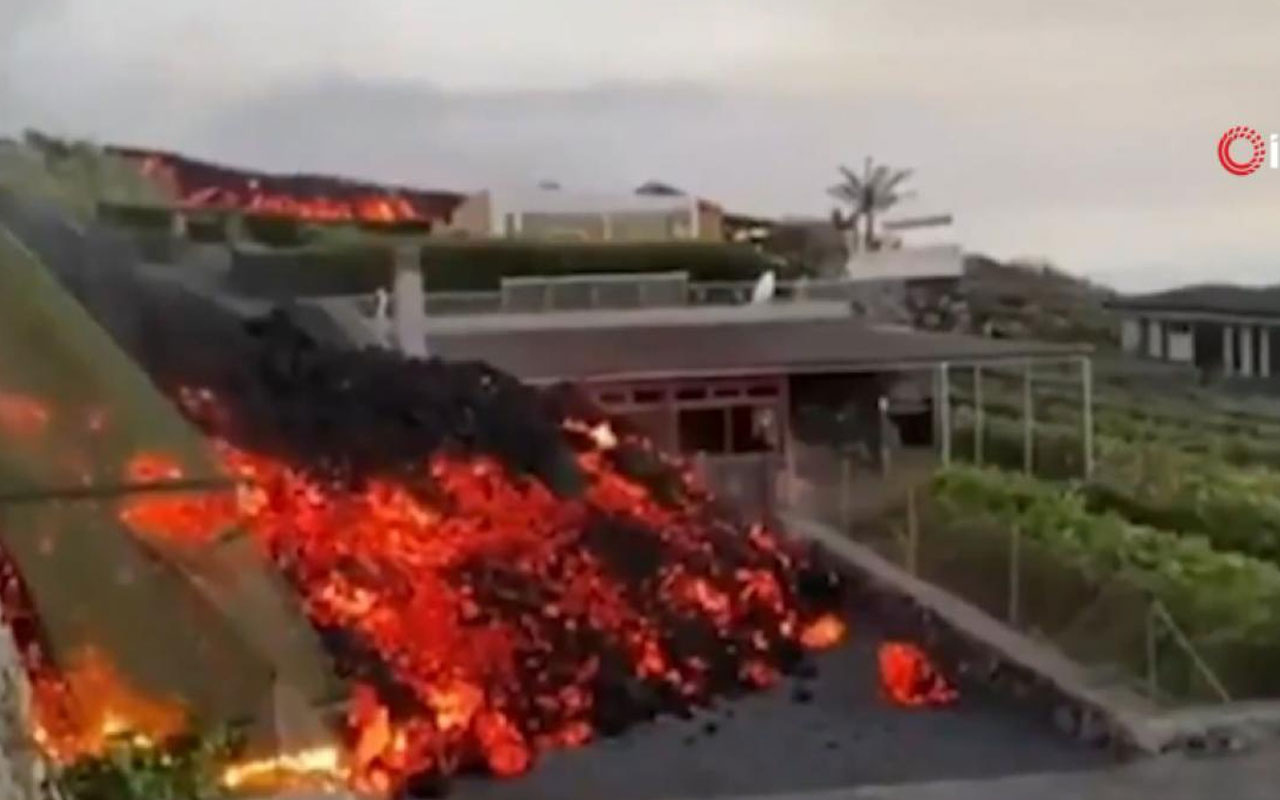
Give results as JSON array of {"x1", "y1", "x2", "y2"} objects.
[{"x1": 342, "y1": 275, "x2": 864, "y2": 319}]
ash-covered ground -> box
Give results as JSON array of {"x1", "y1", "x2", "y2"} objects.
[{"x1": 455, "y1": 610, "x2": 1109, "y2": 800}]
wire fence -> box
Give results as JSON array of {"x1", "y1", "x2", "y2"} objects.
[{"x1": 796, "y1": 449, "x2": 1238, "y2": 707}]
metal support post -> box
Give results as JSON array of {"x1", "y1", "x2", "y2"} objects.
[
  {"x1": 1008, "y1": 525, "x2": 1021, "y2": 626},
  {"x1": 1081, "y1": 356, "x2": 1094, "y2": 479},
  {"x1": 973, "y1": 365, "x2": 984, "y2": 465},
  {"x1": 1022, "y1": 360, "x2": 1034, "y2": 475},
  {"x1": 905, "y1": 488, "x2": 919, "y2": 575},
  {"x1": 938, "y1": 363, "x2": 952, "y2": 466}
]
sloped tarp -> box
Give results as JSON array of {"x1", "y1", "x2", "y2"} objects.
[{"x1": 0, "y1": 223, "x2": 340, "y2": 756}]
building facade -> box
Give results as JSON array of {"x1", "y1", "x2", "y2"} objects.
[
  {"x1": 445, "y1": 189, "x2": 724, "y2": 243},
  {"x1": 1109, "y1": 286, "x2": 1280, "y2": 378}
]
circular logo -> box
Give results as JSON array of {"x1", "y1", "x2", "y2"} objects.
[{"x1": 1218, "y1": 126, "x2": 1266, "y2": 176}]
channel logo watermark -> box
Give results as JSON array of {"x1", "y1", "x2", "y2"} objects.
[{"x1": 1218, "y1": 126, "x2": 1279, "y2": 176}]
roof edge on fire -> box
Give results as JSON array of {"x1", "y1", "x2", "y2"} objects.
[
  {"x1": 1106, "y1": 283, "x2": 1280, "y2": 319},
  {"x1": 107, "y1": 143, "x2": 469, "y2": 220}
]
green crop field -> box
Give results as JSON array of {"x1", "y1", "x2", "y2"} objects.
[{"x1": 914, "y1": 364, "x2": 1280, "y2": 700}]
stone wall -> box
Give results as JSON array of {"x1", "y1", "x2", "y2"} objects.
[{"x1": 0, "y1": 618, "x2": 60, "y2": 800}]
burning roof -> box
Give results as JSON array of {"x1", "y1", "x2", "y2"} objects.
[{"x1": 107, "y1": 145, "x2": 467, "y2": 224}]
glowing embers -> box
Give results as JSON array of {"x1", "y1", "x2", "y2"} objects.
[
  {"x1": 799, "y1": 614, "x2": 846, "y2": 651},
  {"x1": 212, "y1": 426, "x2": 838, "y2": 793},
  {"x1": 220, "y1": 744, "x2": 345, "y2": 793},
  {"x1": 30, "y1": 646, "x2": 188, "y2": 763},
  {"x1": 876, "y1": 641, "x2": 957, "y2": 708},
  {"x1": 180, "y1": 183, "x2": 421, "y2": 223},
  {"x1": 116, "y1": 452, "x2": 238, "y2": 546}
]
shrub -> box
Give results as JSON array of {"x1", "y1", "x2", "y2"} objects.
[
  {"x1": 932, "y1": 465, "x2": 1280, "y2": 698},
  {"x1": 418, "y1": 240, "x2": 781, "y2": 292},
  {"x1": 227, "y1": 243, "x2": 392, "y2": 298},
  {"x1": 185, "y1": 210, "x2": 230, "y2": 244},
  {"x1": 357, "y1": 218, "x2": 434, "y2": 237},
  {"x1": 239, "y1": 213, "x2": 310, "y2": 248},
  {"x1": 97, "y1": 202, "x2": 176, "y2": 232}
]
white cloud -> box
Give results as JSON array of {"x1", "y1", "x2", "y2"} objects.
[{"x1": 4, "y1": 0, "x2": 1280, "y2": 289}]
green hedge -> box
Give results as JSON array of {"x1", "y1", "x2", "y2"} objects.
[
  {"x1": 239, "y1": 213, "x2": 311, "y2": 248},
  {"x1": 184, "y1": 210, "x2": 230, "y2": 244},
  {"x1": 933, "y1": 465, "x2": 1280, "y2": 699},
  {"x1": 358, "y1": 218, "x2": 434, "y2": 237},
  {"x1": 96, "y1": 202, "x2": 176, "y2": 232},
  {"x1": 227, "y1": 244, "x2": 392, "y2": 297},
  {"x1": 225, "y1": 240, "x2": 779, "y2": 298},
  {"x1": 418, "y1": 240, "x2": 780, "y2": 292},
  {"x1": 951, "y1": 417, "x2": 1087, "y2": 480}
]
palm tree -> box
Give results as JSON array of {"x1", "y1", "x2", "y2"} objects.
[{"x1": 829, "y1": 158, "x2": 914, "y2": 252}]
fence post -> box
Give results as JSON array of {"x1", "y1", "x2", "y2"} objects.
[
  {"x1": 877, "y1": 395, "x2": 892, "y2": 477},
  {"x1": 1081, "y1": 356, "x2": 1095, "y2": 480},
  {"x1": 1145, "y1": 601, "x2": 1159, "y2": 698},
  {"x1": 973, "y1": 365, "x2": 984, "y2": 466},
  {"x1": 1008, "y1": 524, "x2": 1021, "y2": 626},
  {"x1": 905, "y1": 488, "x2": 919, "y2": 575},
  {"x1": 937, "y1": 363, "x2": 952, "y2": 466},
  {"x1": 1023, "y1": 360, "x2": 1035, "y2": 475}
]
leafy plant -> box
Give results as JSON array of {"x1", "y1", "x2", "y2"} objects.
[
  {"x1": 932, "y1": 466, "x2": 1280, "y2": 642},
  {"x1": 56, "y1": 730, "x2": 241, "y2": 800}
]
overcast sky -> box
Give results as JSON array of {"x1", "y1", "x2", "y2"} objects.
[{"x1": 4, "y1": 0, "x2": 1279, "y2": 290}]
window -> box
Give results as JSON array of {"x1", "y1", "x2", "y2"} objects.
[
  {"x1": 729, "y1": 406, "x2": 775, "y2": 453},
  {"x1": 678, "y1": 408, "x2": 726, "y2": 453}
]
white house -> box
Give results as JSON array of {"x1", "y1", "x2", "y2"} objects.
[
  {"x1": 1108, "y1": 285, "x2": 1280, "y2": 378},
  {"x1": 446, "y1": 188, "x2": 723, "y2": 243}
]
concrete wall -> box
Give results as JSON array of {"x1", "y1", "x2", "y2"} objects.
[
  {"x1": 1120, "y1": 318, "x2": 1142, "y2": 353},
  {"x1": 697, "y1": 202, "x2": 725, "y2": 242},
  {"x1": 1166, "y1": 326, "x2": 1194, "y2": 363},
  {"x1": 845, "y1": 244, "x2": 963, "y2": 281},
  {"x1": 445, "y1": 191, "x2": 493, "y2": 238}
]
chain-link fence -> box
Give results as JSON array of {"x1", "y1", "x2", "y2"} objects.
[{"x1": 796, "y1": 447, "x2": 1245, "y2": 706}]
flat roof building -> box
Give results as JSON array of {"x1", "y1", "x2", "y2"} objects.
[{"x1": 1108, "y1": 285, "x2": 1280, "y2": 380}]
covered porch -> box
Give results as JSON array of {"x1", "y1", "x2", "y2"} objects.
[{"x1": 426, "y1": 312, "x2": 1094, "y2": 522}]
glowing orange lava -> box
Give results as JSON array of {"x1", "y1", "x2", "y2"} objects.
[
  {"x1": 30, "y1": 647, "x2": 188, "y2": 762},
  {"x1": 877, "y1": 641, "x2": 957, "y2": 708},
  {"x1": 799, "y1": 614, "x2": 846, "y2": 650},
  {"x1": 13, "y1": 387, "x2": 845, "y2": 795}
]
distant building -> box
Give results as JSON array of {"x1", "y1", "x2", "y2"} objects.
[
  {"x1": 448, "y1": 188, "x2": 724, "y2": 243},
  {"x1": 1107, "y1": 285, "x2": 1280, "y2": 378}
]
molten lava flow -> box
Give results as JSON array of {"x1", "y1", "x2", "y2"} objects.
[
  {"x1": 2, "y1": 365, "x2": 843, "y2": 796},
  {"x1": 115, "y1": 452, "x2": 238, "y2": 546},
  {"x1": 243, "y1": 192, "x2": 421, "y2": 223},
  {"x1": 877, "y1": 641, "x2": 957, "y2": 708},
  {"x1": 29, "y1": 646, "x2": 189, "y2": 761},
  {"x1": 221, "y1": 744, "x2": 345, "y2": 793},
  {"x1": 167, "y1": 391, "x2": 843, "y2": 794},
  {"x1": 799, "y1": 614, "x2": 847, "y2": 650},
  {"x1": 0, "y1": 391, "x2": 51, "y2": 438}
]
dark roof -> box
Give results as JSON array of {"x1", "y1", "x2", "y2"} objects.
[
  {"x1": 428, "y1": 317, "x2": 1087, "y2": 384},
  {"x1": 1107, "y1": 284, "x2": 1280, "y2": 318}
]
